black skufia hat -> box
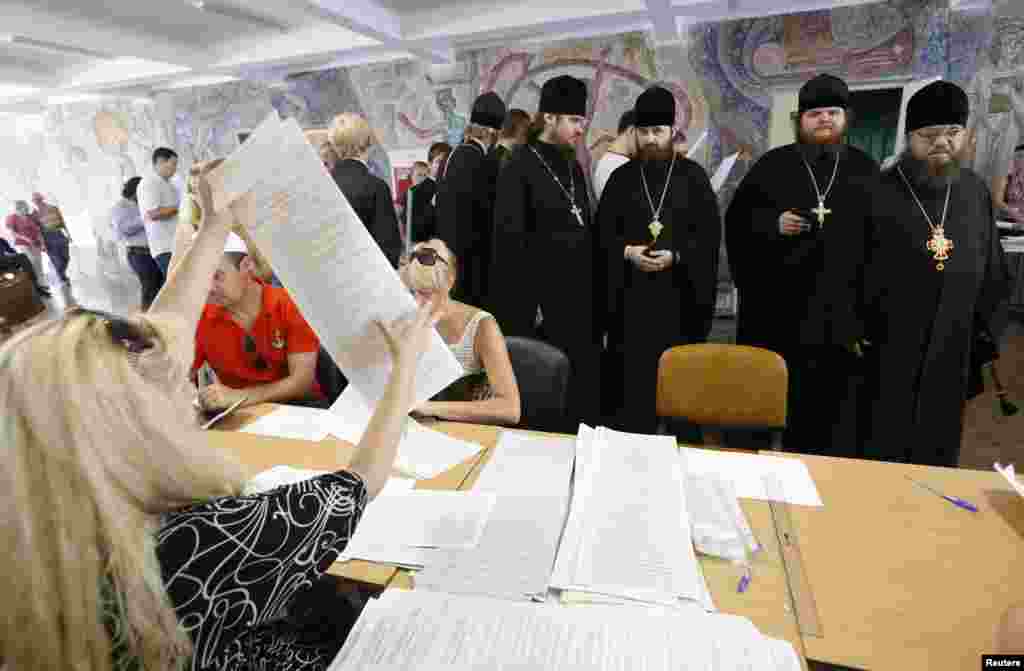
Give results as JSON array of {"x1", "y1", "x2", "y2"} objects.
[
  {"x1": 906, "y1": 81, "x2": 969, "y2": 133},
  {"x1": 798, "y1": 74, "x2": 850, "y2": 114},
  {"x1": 539, "y1": 75, "x2": 587, "y2": 117},
  {"x1": 635, "y1": 86, "x2": 676, "y2": 128},
  {"x1": 471, "y1": 92, "x2": 506, "y2": 131}
]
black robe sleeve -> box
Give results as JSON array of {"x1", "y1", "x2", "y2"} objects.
[
  {"x1": 489, "y1": 155, "x2": 537, "y2": 336},
  {"x1": 724, "y1": 153, "x2": 785, "y2": 290},
  {"x1": 596, "y1": 165, "x2": 630, "y2": 330},
  {"x1": 677, "y1": 163, "x2": 722, "y2": 341},
  {"x1": 373, "y1": 179, "x2": 402, "y2": 267}
]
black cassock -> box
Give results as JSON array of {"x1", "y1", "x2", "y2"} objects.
[
  {"x1": 490, "y1": 140, "x2": 603, "y2": 430},
  {"x1": 862, "y1": 166, "x2": 1012, "y2": 466},
  {"x1": 409, "y1": 177, "x2": 438, "y2": 243},
  {"x1": 435, "y1": 141, "x2": 499, "y2": 308},
  {"x1": 599, "y1": 157, "x2": 721, "y2": 434},
  {"x1": 725, "y1": 144, "x2": 878, "y2": 456}
]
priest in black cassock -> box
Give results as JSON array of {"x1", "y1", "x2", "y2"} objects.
[
  {"x1": 597, "y1": 86, "x2": 721, "y2": 433},
  {"x1": 862, "y1": 81, "x2": 1011, "y2": 467},
  {"x1": 490, "y1": 75, "x2": 603, "y2": 429},
  {"x1": 435, "y1": 92, "x2": 506, "y2": 308},
  {"x1": 725, "y1": 74, "x2": 879, "y2": 456}
]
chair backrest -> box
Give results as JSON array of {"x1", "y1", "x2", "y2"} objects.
[
  {"x1": 0, "y1": 268, "x2": 45, "y2": 336},
  {"x1": 315, "y1": 346, "x2": 348, "y2": 405},
  {"x1": 656, "y1": 344, "x2": 787, "y2": 430},
  {"x1": 505, "y1": 336, "x2": 570, "y2": 433}
]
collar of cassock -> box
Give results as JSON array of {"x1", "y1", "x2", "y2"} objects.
[{"x1": 798, "y1": 142, "x2": 846, "y2": 163}]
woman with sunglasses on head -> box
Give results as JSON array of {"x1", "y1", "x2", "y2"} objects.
[
  {"x1": 0, "y1": 174, "x2": 443, "y2": 671},
  {"x1": 400, "y1": 239, "x2": 521, "y2": 426}
]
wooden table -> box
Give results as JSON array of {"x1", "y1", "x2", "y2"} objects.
[
  {"x1": 211, "y1": 405, "x2": 804, "y2": 665},
  {"x1": 765, "y1": 452, "x2": 1024, "y2": 670}
]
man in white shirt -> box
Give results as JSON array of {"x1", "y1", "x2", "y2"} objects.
[
  {"x1": 136, "y1": 147, "x2": 180, "y2": 278},
  {"x1": 592, "y1": 109, "x2": 637, "y2": 202}
]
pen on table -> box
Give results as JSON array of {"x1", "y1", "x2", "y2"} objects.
[{"x1": 904, "y1": 475, "x2": 978, "y2": 513}]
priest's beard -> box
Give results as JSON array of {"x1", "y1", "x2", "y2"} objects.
[
  {"x1": 637, "y1": 141, "x2": 674, "y2": 163},
  {"x1": 898, "y1": 149, "x2": 963, "y2": 190}
]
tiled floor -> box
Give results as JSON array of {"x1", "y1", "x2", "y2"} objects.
[{"x1": 44, "y1": 244, "x2": 1024, "y2": 471}]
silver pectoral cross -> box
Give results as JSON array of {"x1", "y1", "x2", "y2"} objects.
[
  {"x1": 571, "y1": 203, "x2": 585, "y2": 227},
  {"x1": 811, "y1": 199, "x2": 831, "y2": 226}
]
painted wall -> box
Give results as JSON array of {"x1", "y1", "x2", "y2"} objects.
[{"x1": 2, "y1": 0, "x2": 1023, "y2": 280}]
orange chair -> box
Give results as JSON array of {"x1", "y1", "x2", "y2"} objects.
[{"x1": 656, "y1": 344, "x2": 788, "y2": 450}]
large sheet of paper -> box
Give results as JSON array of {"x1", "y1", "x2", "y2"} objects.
[
  {"x1": 206, "y1": 112, "x2": 463, "y2": 408},
  {"x1": 414, "y1": 432, "x2": 575, "y2": 601},
  {"x1": 237, "y1": 405, "x2": 333, "y2": 442},
  {"x1": 329, "y1": 590, "x2": 801, "y2": 671},
  {"x1": 683, "y1": 447, "x2": 824, "y2": 507},
  {"x1": 551, "y1": 427, "x2": 703, "y2": 605},
  {"x1": 328, "y1": 386, "x2": 482, "y2": 479}
]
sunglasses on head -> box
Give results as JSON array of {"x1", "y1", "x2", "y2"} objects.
[
  {"x1": 400, "y1": 247, "x2": 449, "y2": 267},
  {"x1": 67, "y1": 306, "x2": 154, "y2": 354}
]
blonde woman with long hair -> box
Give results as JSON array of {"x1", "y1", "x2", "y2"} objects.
[{"x1": 0, "y1": 176, "x2": 441, "y2": 671}]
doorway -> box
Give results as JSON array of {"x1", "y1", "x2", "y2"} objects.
[{"x1": 847, "y1": 88, "x2": 902, "y2": 164}]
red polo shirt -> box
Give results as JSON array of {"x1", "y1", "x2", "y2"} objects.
[{"x1": 192, "y1": 282, "x2": 322, "y2": 395}]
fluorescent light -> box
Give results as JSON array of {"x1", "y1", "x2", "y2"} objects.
[
  {"x1": 0, "y1": 83, "x2": 41, "y2": 100},
  {"x1": 158, "y1": 75, "x2": 239, "y2": 90}
]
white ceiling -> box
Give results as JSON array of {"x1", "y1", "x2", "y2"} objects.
[{"x1": 0, "y1": 0, "x2": 988, "y2": 111}]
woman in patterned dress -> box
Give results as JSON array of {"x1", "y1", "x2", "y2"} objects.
[
  {"x1": 400, "y1": 239, "x2": 520, "y2": 426},
  {"x1": 0, "y1": 175, "x2": 442, "y2": 671}
]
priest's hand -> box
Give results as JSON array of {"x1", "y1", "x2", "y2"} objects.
[
  {"x1": 625, "y1": 246, "x2": 665, "y2": 273},
  {"x1": 779, "y1": 211, "x2": 811, "y2": 236}
]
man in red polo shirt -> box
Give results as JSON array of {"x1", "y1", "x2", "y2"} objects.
[{"x1": 192, "y1": 234, "x2": 322, "y2": 410}]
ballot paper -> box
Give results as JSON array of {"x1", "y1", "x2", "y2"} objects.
[
  {"x1": 329, "y1": 590, "x2": 802, "y2": 671},
  {"x1": 711, "y1": 152, "x2": 740, "y2": 193},
  {"x1": 683, "y1": 447, "x2": 823, "y2": 507},
  {"x1": 329, "y1": 386, "x2": 482, "y2": 479},
  {"x1": 995, "y1": 463, "x2": 1024, "y2": 499},
  {"x1": 206, "y1": 112, "x2": 463, "y2": 409},
  {"x1": 551, "y1": 427, "x2": 703, "y2": 605},
  {"x1": 237, "y1": 405, "x2": 333, "y2": 442},
  {"x1": 414, "y1": 432, "x2": 575, "y2": 601}
]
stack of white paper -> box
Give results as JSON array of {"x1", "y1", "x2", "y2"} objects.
[
  {"x1": 328, "y1": 386, "x2": 482, "y2": 479},
  {"x1": 244, "y1": 467, "x2": 414, "y2": 497},
  {"x1": 329, "y1": 590, "x2": 802, "y2": 671},
  {"x1": 205, "y1": 112, "x2": 463, "y2": 410},
  {"x1": 551, "y1": 426, "x2": 703, "y2": 606},
  {"x1": 340, "y1": 489, "x2": 495, "y2": 568},
  {"x1": 413, "y1": 431, "x2": 575, "y2": 601},
  {"x1": 683, "y1": 447, "x2": 824, "y2": 507},
  {"x1": 237, "y1": 405, "x2": 334, "y2": 442}
]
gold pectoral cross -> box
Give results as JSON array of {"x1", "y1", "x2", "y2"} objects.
[
  {"x1": 648, "y1": 219, "x2": 664, "y2": 241},
  {"x1": 811, "y1": 200, "x2": 831, "y2": 226},
  {"x1": 927, "y1": 227, "x2": 954, "y2": 271}
]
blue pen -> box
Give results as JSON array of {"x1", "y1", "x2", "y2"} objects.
[{"x1": 904, "y1": 476, "x2": 978, "y2": 512}]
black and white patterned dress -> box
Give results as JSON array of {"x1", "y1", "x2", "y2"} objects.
[{"x1": 155, "y1": 471, "x2": 367, "y2": 671}]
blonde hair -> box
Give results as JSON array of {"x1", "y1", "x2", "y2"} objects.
[
  {"x1": 329, "y1": 113, "x2": 374, "y2": 160},
  {"x1": 401, "y1": 239, "x2": 456, "y2": 294},
  {"x1": 0, "y1": 311, "x2": 246, "y2": 671}
]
